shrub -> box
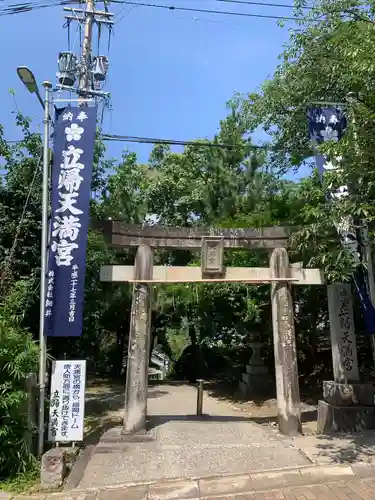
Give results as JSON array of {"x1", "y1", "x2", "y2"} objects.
[{"x1": 0, "y1": 280, "x2": 38, "y2": 479}]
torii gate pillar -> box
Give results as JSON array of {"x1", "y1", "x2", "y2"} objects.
[
  {"x1": 123, "y1": 245, "x2": 153, "y2": 433},
  {"x1": 270, "y1": 248, "x2": 302, "y2": 435}
]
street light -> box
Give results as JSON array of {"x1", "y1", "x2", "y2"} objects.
[
  {"x1": 17, "y1": 66, "x2": 52, "y2": 458},
  {"x1": 17, "y1": 66, "x2": 45, "y2": 110}
]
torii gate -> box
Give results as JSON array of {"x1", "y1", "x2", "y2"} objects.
[{"x1": 99, "y1": 221, "x2": 325, "y2": 436}]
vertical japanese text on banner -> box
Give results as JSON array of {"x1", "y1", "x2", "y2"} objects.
[{"x1": 44, "y1": 105, "x2": 97, "y2": 337}]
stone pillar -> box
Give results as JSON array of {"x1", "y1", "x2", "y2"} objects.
[
  {"x1": 123, "y1": 245, "x2": 153, "y2": 433},
  {"x1": 317, "y1": 284, "x2": 374, "y2": 433},
  {"x1": 327, "y1": 283, "x2": 359, "y2": 383},
  {"x1": 270, "y1": 248, "x2": 302, "y2": 436},
  {"x1": 239, "y1": 341, "x2": 273, "y2": 397}
]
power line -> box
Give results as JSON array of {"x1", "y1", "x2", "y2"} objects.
[
  {"x1": 7, "y1": 133, "x2": 312, "y2": 154},
  {"x1": 108, "y1": 0, "x2": 301, "y2": 21},
  {"x1": 101, "y1": 132, "x2": 312, "y2": 153},
  {"x1": 216, "y1": 0, "x2": 312, "y2": 10},
  {"x1": 8, "y1": 133, "x2": 312, "y2": 153},
  {"x1": 0, "y1": 0, "x2": 74, "y2": 16},
  {"x1": 0, "y1": 0, "x2": 310, "y2": 19},
  {"x1": 102, "y1": 132, "x2": 261, "y2": 148},
  {"x1": 114, "y1": 3, "x2": 138, "y2": 24}
]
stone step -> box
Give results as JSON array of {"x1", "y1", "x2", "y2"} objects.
[
  {"x1": 317, "y1": 400, "x2": 375, "y2": 433},
  {"x1": 239, "y1": 380, "x2": 264, "y2": 396},
  {"x1": 245, "y1": 364, "x2": 268, "y2": 375},
  {"x1": 242, "y1": 372, "x2": 271, "y2": 385},
  {"x1": 238, "y1": 380, "x2": 248, "y2": 395},
  {"x1": 322, "y1": 381, "x2": 373, "y2": 406}
]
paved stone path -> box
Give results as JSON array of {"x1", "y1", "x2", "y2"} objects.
[
  {"x1": 205, "y1": 479, "x2": 375, "y2": 500},
  {"x1": 10, "y1": 477, "x2": 375, "y2": 499},
  {"x1": 290, "y1": 431, "x2": 375, "y2": 465},
  {"x1": 77, "y1": 384, "x2": 310, "y2": 489}
]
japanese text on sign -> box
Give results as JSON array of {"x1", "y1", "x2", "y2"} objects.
[
  {"x1": 327, "y1": 284, "x2": 359, "y2": 383},
  {"x1": 51, "y1": 112, "x2": 88, "y2": 269},
  {"x1": 48, "y1": 360, "x2": 86, "y2": 442},
  {"x1": 337, "y1": 286, "x2": 355, "y2": 373},
  {"x1": 44, "y1": 105, "x2": 97, "y2": 337}
]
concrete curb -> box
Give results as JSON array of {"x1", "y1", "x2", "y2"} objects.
[
  {"x1": 10, "y1": 461, "x2": 375, "y2": 500},
  {"x1": 62, "y1": 445, "x2": 95, "y2": 491}
]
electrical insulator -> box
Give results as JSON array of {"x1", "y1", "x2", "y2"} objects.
[{"x1": 57, "y1": 52, "x2": 78, "y2": 87}]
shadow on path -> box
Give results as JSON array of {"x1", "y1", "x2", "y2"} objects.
[
  {"x1": 203, "y1": 379, "x2": 321, "y2": 407},
  {"x1": 147, "y1": 413, "x2": 253, "y2": 430},
  {"x1": 304, "y1": 431, "x2": 375, "y2": 464},
  {"x1": 203, "y1": 379, "x2": 275, "y2": 406},
  {"x1": 84, "y1": 382, "x2": 169, "y2": 445},
  {"x1": 246, "y1": 410, "x2": 318, "y2": 426}
]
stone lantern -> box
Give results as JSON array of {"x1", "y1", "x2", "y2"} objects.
[{"x1": 239, "y1": 336, "x2": 273, "y2": 397}]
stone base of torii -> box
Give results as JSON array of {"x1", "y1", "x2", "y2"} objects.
[{"x1": 99, "y1": 222, "x2": 374, "y2": 436}]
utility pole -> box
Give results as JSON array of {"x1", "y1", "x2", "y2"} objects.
[
  {"x1": 79, "y1": 0, "x2": 95, "y2": 93},
  {"x1": 60, "y1": 0, "x2": 112, "y2": 99}
]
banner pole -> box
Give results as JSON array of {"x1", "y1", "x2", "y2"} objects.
[
  {"x1": 363, "y1": 226, "x2": 375, "y2": 304},
  {"x1": 38, "y1": 81, "x2": 52, "y2": 458},
  {"x1": 347, "y1": 93, "x2": 375, "y2": 368},
  {"x1": 365, "y1": 241, "x2": 375, "y2": 375}
]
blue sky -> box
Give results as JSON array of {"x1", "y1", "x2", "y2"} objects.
[{"x1": 0, "y1": 0, "x2": 311, "y2": 178}]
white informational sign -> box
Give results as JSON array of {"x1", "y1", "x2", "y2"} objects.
[{"x1": 48, "y1": 360, "x2": 86, "y2": 442}]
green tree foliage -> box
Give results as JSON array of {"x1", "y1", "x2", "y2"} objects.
[
  {"x1": 229, "y1": 0, "x2": 375, "y2": 281},
  {"x1": 0, "y1": 279, "x2": 38, "y2": 478}
]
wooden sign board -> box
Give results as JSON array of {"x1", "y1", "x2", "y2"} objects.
[{"x1": 201, "y1": 236, "x2": 224, "y2": 276}]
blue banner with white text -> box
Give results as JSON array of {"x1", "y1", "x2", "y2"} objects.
[
  {"x1": 307, "y1": 106, "x2": 375, "y2": 335},
  {"x1": 45, "y1": 105, "x2": 97, "y2": 337}
]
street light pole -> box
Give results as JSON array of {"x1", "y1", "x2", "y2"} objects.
[
  {"x1": 38, "y1": 81, "x2": 52, "y2": 457},
  {"x1": 16, "y1": 66, "x2": 45, "y2": 109},
  {"x1": 17, "y1": 66, "x2": 53, "y2": 457}
]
